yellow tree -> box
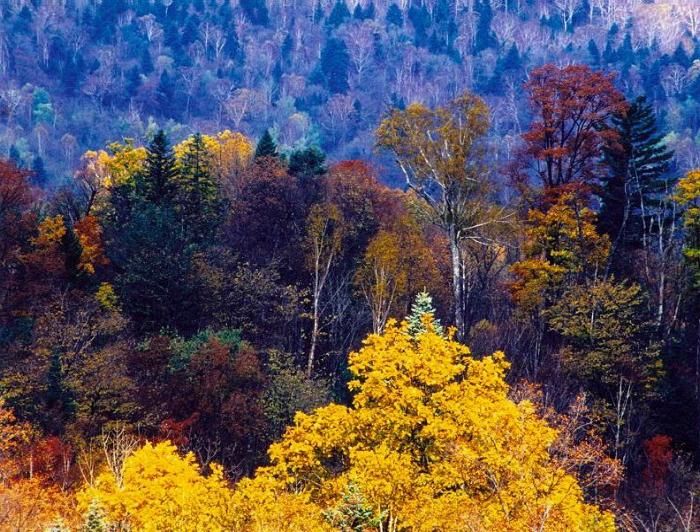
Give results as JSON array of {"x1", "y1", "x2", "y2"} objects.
[
  {"x1": 232, "y1": 320, "x2": 616, "y2": 531},
  {"x1": 78, "y1": 441, "x2": 235, "y2": 532},
  {"x1": 510, "y1": 188, "x2": 610, "y2": 314},
  {"x1": 354, "y1": 215, "x2": 442, "y2": 334},
  {"x1": 174, "y1": 130, "x2": 253, "y2": 186},
  {"x1": 377, "y1": 93, "x2": 510, "y2": 339},
  {"x1": 75, "y1": 140, "x2": 147, "y2": 214}
]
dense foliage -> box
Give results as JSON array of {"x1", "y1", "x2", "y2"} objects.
[{"x1": 5, "y1": 2, "x2": 700, "y2": 529}]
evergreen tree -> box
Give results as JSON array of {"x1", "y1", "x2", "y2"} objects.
[
  {"x1": 408, "y1": 4, "x2": 430, "y2": 48},
  {"x1": 386, "y1": 3, "x2": 403, "y2": 28},
  {"x1": 502, "y1": 43, "x2": 521, "y2": 71},
  {"x1": 31, "y1": 155, "x2": 47, "y2": 187},
  {"x1": 156, "y1": 70, "x2": 176, "y2": 117},
  {"x1": 474, "y1": 0, "x2": 497, "y2": 53},
  {"x1": 353, "y1": 3, "x2": 363, "y2": 19},
  {"x1": 177, "y1": 133, "x2": 221, "y2": 242},
  {"x1": 588, "y1": 39, "x2": 601, "y2": 66},
  {"x1": 320, "y1": 37, "x2": 350, "y2": 94},
  {"x1": 406, "y1": 291, "x2": 444, "y2": 337},
  {"x1": 141, "y1": 47, "x2": 154, "y2": 75},
  {"x1": 8, "y1": 144, "x2": 20, "y2": 167},
  {"x1": 240, "y1": 0, "x2": 269, "y2": 26},
  {"x1": 601, "y1": 96, "x2": 675, "y2": 269},
  {"x1": 83, "y1": 499, "x2": 108, "y2": 532},
  {"x1": 255, "y1": 129, "x2": 278, "y2": 159},
  {"x1": 125, "y1": 65, "x2": 142, "y2": 95},
  {"x1": 327, "y1": 0, "x2": 350, "y2": 27},
  {"x1": 136, "y1": 130, "x2": 179, "y2": 205},
  {"x1": 673, "y1": 42, "x2": 691, "y2": 68},
  {"x1": 313, "y1": 1, "x2": 324, "y2": 23}
]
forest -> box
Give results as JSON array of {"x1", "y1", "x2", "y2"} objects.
[{"x1": 3, "y1": 0, "x2": 700, "y2": 531}]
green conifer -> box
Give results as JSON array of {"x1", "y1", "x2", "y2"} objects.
[{"x1": 406, "y1": 291, "x2": 444, "y2": 337}]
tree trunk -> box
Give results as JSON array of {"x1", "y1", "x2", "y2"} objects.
[{"x1": 449, "y1": 225, "x2": 465, "y2": 340}]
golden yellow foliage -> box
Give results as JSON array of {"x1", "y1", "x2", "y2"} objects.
[
  {"x1": 80, "y1": 140, "x2": 148, "y2": 189},
  {"x1": 510, "y1": 190, "x2": 610, "y2": 311},
  {"x1": 78, "y1": 441, "x2": 235, "y2": 532},
  {"x1": 174, "y1": 130, "x2": 253, "y2": 180},
  {"x1": 233, "y1": 321, "x2": 616, "y2": 531}
]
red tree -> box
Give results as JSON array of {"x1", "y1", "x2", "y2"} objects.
[{"x1": 518, "y1": 64, "x2": 627, "y2": 193}]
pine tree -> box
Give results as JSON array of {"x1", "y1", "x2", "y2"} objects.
[
  {"x1": 83, "y1": 499, "x2": 108, "y2": 532},
  {"x1": 255, "y1": 129, "x2": 278, "y2": 159},
  {"x1": 137, "y1": 130, "x2": 179, "y2": 205},
  {"x1": 406, "y1": 291, "x2": 444, "y2": 337},
  {"x1": 601, "y1": 96, "x2": 675, "y2": 270}
]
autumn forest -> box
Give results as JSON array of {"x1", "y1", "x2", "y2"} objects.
[{"x1": 4, "y1": 0, "x2": 700, "y2": 531}]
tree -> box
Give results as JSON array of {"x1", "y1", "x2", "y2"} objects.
[
  {"x1": 355, "y1": 217, "x2": 441, "y2": 334},
  {"x1": 474, "y1": 0, "x2": 497, "y2": 52},
  {"x1": 320, "y1": 37, "x2": 350, "y2": 94},
  {"x1": 406, "y1": 290, "x2": 443, "y2": 337},
  {"x1": 385, "y1": 3, "x2": 403, "y2": 28},
  {"x1": 78, "y1": 441, "x2": 235, "y2": 531},
  {"x1": 136, "y1": 130, "x2": 178, "y2": 206},
  {"x1": 82, "y1": 499, "x2": 109, "y2": 532},
  {"x1": 546, "y1": 280, "x2": 663, "y2": 464},
  {"x1": 377, "y1": 92, "x2": 508, "y2": 340},
  {"x1": 0, "y1": 161, "x2": 36, "y2": 327},
  {"x1": 231, "y1": 321, "x2": 615, "y2": 530},
  {"x1": 175, "y1": 132, "x2": 223, "y2": 243},
  {"x1": 254, "y1": 129, "x2": 278, "y2": 159},
  {"x1": 601, "y1": 96, "x2": 675, "y2": 272},
  {"x1": 517, "y1": 64, "x2": 627, "y2": 192},
  {"x1": 327, "y1": 0, "x2": 350, "y2": 27},
  {"x1": 305, "y1": 203, "x2": 345, "y2": 375}
]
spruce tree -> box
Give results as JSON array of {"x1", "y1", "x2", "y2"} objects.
[
  {"x1": 82, "y1": 499, "x2": 108, "y2": 532},
  {"x1": 406, "y1": 291, "x2": 444, "y2": 337},
  {"x1": 255, "y1": 129, "x2": 278, "y2": 159},
  {"x1": 137, "y1": 129, "x2": 179, "y2": 205},
  {"x1": 601, "y1": 96, "x2": 675, "y2": 269},
  {"x1": 177, "y1": 133, "x2": 221, "y2": 242}
]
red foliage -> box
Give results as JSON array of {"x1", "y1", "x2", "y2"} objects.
[
  {"x1": 519, "y1": 64, "x2": 627, "y2": 192},
  {"x1": 642, "y1": 434, "x2": 673, "y2": 495},
  {"x1": 159, "y1": 413, "x2": 201, "y2": 447},
  {"x1": 0, "y1": 161, "x2": 38, "y2": 323}
]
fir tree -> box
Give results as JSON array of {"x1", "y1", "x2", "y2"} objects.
[
  {"x1": 137, "y1": 130, "x2": 179, "y2": 205},
  {"x1": 406, "y1": 291, "x2": 444, "y2": 337},
  {"x1": 82, "y1": 499, "x2": 108, "y2": 532},
  {"x1": 386, "y1": 3, "x2": 403, "y2": 28},
  {"x1": 177, "y1": 133, "x2": 221, "y2": 242},
  {"x1": 327, "y1": 0, "x2": 350, "y2": 27},
  {"x1": 320, "y1": 37, "x2": 350, "y2": 94},
  {"x1": 474, "y1": 0, "x2": 497, "y2": 53},
  {"x1": 255, "y1": 129, "x2": 278, "y2": 159},
  {"x1": 240, "y1": 0, "x2": 269, "y2": 26},
  {"x1": 601, "y1": 96, "x2": 675, "y2": 271},
  {"x1": 588, "y1": 39, "x2": 601, "y2": 66}
]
